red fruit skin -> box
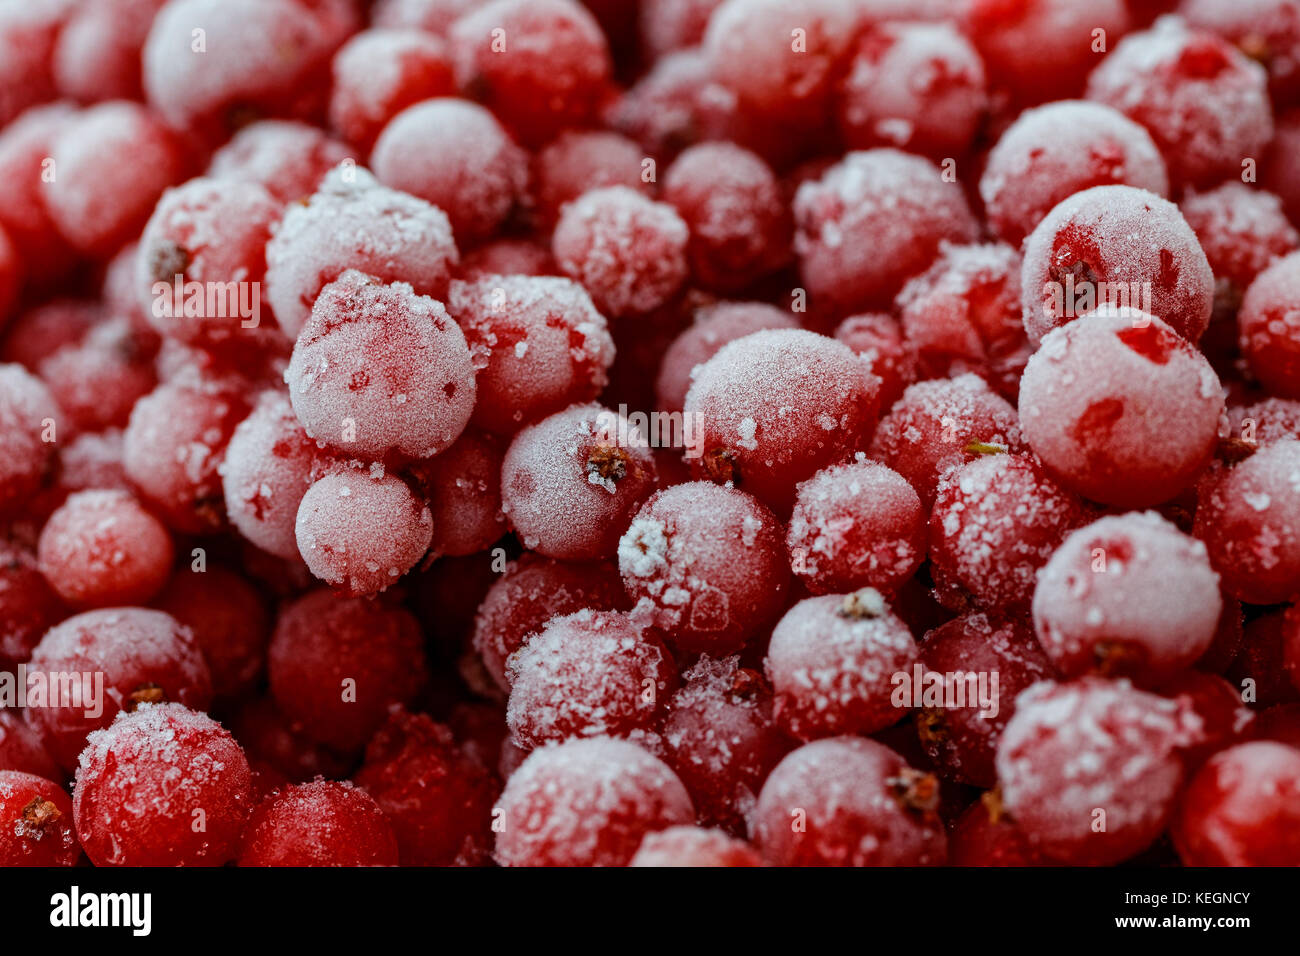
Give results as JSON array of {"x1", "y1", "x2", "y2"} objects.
[
  {"x1": 833, "y1": 313, "x2": 914, "y2": 411},
  {"x1": 354, "y1": 708, "x2": 497, "y2": 866},
  {"x1": 0, "y1": 104, "x2": 78, "y2": 288},
  {"x1": 0, "y1": 531, "x2": 66, "y2": 672},
  {"x1": 1254, "y1": 703, "x2": 1300, "y2": 749},
  {"x1": 238, "y1": 780, "x2": 399, "y2": 867},
  {"x1": 1158, "y1": 671, "x2": 1255, "y2": 770},
  {"x1": 1239, "y1": 251, "x2": 1300, "y2": 399},
  {"x1": 753, "y1": 736, "x2": 949, "y2": 867},
  {"x1": 406, "y1": 428, "x2": 507, "y2": 558},
  {"x1": 630, "y1": 826, "x2": 764, "y2": 867},
  {"x1": 0, "y1": 770, "x2": 80, "y2": 866},
  {"x1": 533, "y1": 130, "x2": 650, "y2": 228},
  {"x1": 206, "y1": 119, "x2": 354, "y2": 204},
  {"x1": 27, "y1": 608, "x2": 213, "y2": 772},
  {"x1": 228, "y1": 697, "x2": 354, "y2": 784},
  {"x1": 52, "y1": 0, "x2": 165, "y2": 103},
  {"x1": 1172, "y1": 741, "x2": 1300, "y2": 866},
  {"x1": 73, "y1": 704, "x2": 253, "y2": 867},
  {"x1": 0, "y1": 711, "x2": 61, "y2": 781},
  {"x1": 948, "y1": 797, "x2": 1052, "y2": 867},
  {"x1": 268, "y1": 590, "x2": 428, "y2": 753}
]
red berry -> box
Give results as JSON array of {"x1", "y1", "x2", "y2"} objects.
[
  {"x1": 619, "y1": 482, "x2": 789, "y2": 655},
  {"x1": 406, "y1": 428, "x2": 506, "y2": 557},
  {"x1": 0, "y1": 530, "x2": 65, "y2": 672},
  {"x1": 948, "y1": 795, "x2": 1052, "y2": 866},
  {"x1": 659, "y1": 655, "x2": 791, "y2": 832},
  {"x1": 73, "y1": 704, "x2": 253, "y2": 866},
  {"x1": 553, "y1": 186, "x2": 690, "y2": 318},
  {"x1": 37, "y1": 318, "x2": 156, "y2": 431},
  {"x1": 996, "y1": 677, "x2": 1201, "y2": 865},
  {"x1": 794, "y1": 149, "x2": 979, "y2": 313},
  {"x1": 753, "y1": 736, "x2": 948, "y2": 866},
  {"x1": 630, "y1": 826, "x2": 763, "y2": 867},
  {"x1": 1158, "y1": 670, "x2": 1255, "y2": 769},
  {"x1": 506, "y1": 609, "x2": 677, "y2": 747},
  {"x1": 930, "y1": 453, "x2": 1087, "y2": 612},
  {"x1": 1172, "y1": 740, "x2": 1300, "y2": 866},
  {"x1": 52, "y1": 0, "x2": 163, "y2": 103},
  {"x1": 1239, "y1": 251, "x2": 1300, "y2": 399},
  {"x1": 684, "y1": 329, "x2": 881, "y2": 512},
  {"x1": 0, "y1": 710, "x2": 61, "y2": 781},
  {"x1": 980, "y1": 100, "x2": 1169, "y2": 247},
  {"x1": 206, "y1": 119, "x2": 354, "y2": 204},
  {"x1": 832, "y1": 312, "x2": 913, "y2": 411},
  {"x1": 1018, "y1": 307, "x2": 1223, "y2": 508},
  {"x1": 0, "y1": 770, "x2": 79, "y2": 866},
  {"x1": 354, "y1": 707, "x2": 497, "y2": 866},
  {"x1": 371, "y1": 98, "x2": 528, "y2": 244},
  {"x1": 495, "y1": 736, "x2": 693, "y2": 867},
  {"x1": 448, "y1": 0, "x2": 613, "y2": 148},
  {"x1": 227, "y1": 697, "x2": 353, "y2": 783},
  {"x1": 238, "y1": 780, "x2": 399, "y2": 867},
  {"x1": 1020, "y1": 185, "x2": 1214, "y2": 346},
  {"x1": 0, "y1": 364, "x2": 59, "y2": 518},
  {"x1": 500, "y1": 403, "x2": 658, "y2": 560},
  {"x1": 285, "y1": 270, "x2": 475, "y2": 462},
  {"x1": 0, "y1": 104, "x2": 77, "y2": 286},
  {"x1": 1182, "y1": 183, "x2": 1300, "y2": 310},
  {"x1": 1086, "y1": 17, "x2": 1273, "y2": 190},
  {"x1": 374, "y1": 0, "x2": 483, "y2": 34},
  {"x1": 448, "y1": 275, "x2": 615, "y2": 435},
  {"x1": 1194, "y1": 439, "x2": 1300, "y2": 605},
  {"x1": 534, "y1": 130, "x2": 650, "y2": 228}
]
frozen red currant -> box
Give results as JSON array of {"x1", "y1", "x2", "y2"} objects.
[
  {"x1": 1171, "y1": 740, "x2": 1300, "y2": 866},
  {"x1": 448, "y1": 274, "x2": 615, "y2": 435},
  {"x1": 832, "y1": 312, "x2": 913, "y2": 411},
  {"x1": 979, "y1": 100, "x2": 1169, "y2": 247},
  {"x1": 0, "y1": 364, "x2": 59, "y2": 518},
  {"x1": 36, "y1": 317, "x2": 157, "y2": 431},
  {"x1": 1194, "y1": 438, "x2": 1300, "y2": 605},
  {"x1": 268, "y1": 589, "x2": 427, "y2": 752},
  {"x1": 506, "y1": 609, "x2": 676, "y2": 748},
  {"x1": 1020, "y1": 185, "x2": 1214, "y2": 346},
  {"x1": 794, "y1": 149, "x2": 979, "y2": 313},
  {"x1": 684, "y1": 329, "x2": 881, "y2": 512},
  {"x1": 37, "y1": 489, "x2": 173, "y2": 608},
  {"x1": 0, "y1": 103, "x2": 76, "y2": 287},
  {"x1": 1239, "y1": 251, "x2": 1300, "y2": 398},
  {"x1": 0, "y1": 769, "x2": 79, "y2": 866},
  {"x1": 552, "y1": 186, "x2": 690, "y2": 318},
  {"x1": 948, "y1": 795, "x2": 1051, "y2": 866},
  {"x1": 227, "y1": 697, "x2": 352, "y2": 784},
  {"x1": 494, "y1": 736, "x2": 693, "y2": 867},
  {"x1": 448, "y1": 0, "x2": 613, "y2": 147},
  {"x1": 500, "y1": 403, "x2": 658, "y2": 560},
  {"x1": 238, "y1": 779, "x2": 399, "y2": 867},
  {"x1": 534, "y1": 130, "x2": 649, "y2": 228},
  {"x1": 869, "y1": 373, "x2": 1025, "y2": 508},
  {"x1": 929, "y1": 453, "x2": 1087, "y2": 613},
  {"x1": 206, "y1": 119, "x2": 354, "y2": 204},
  {"x1": 1086, "y1": 16, "x2": 1273, "y2": 191},
  {"x1": 405, "y1": 428, "x2": 505, "y2": 558},
  {"x1": 285, "y1": 270, "x2": 475, "y2": 462},
  {"x1": 618, "y1": 481, "x2": 789, "y2": 655},
  {"x1": 753, "y1": 736, "x2": 948, "y2": 866},
  {"x1": 630, "y1": 826, "x2": 763, "y2": 867},
  {"x1": 373, "y1": 0, "x2": 482, "y2": 34},
  {"x1": 354, "y1": 707, "x2": 497, "y2": 866},
  {"x1": 51, "y1": 0, "x2": 162, "y2": 103},
  {"x1": 996, "y1": 677, "x2": 1201, "y2": 865},
  {"x1": 0, "y1": 710, "x2": 61, "y2": 781},
  {"x1": 1181, "y1": 183, "x2": 1299, "y2": 314},
  {"x1": 1018, "y1": 306, "x2": 1223, "y2": 508},
  {"x1": 73, "y1": 703, "x2": 253, "y2": 866}
]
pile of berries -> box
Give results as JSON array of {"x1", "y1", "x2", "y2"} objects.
[{"x1": 3, "y1": 0, "x2": 1300, "y2": 870}]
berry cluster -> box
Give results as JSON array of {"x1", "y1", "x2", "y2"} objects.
[{"x1": 2, "y1": 0, "x2": 1300, "y2": 870}]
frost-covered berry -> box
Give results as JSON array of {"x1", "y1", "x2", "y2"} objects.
[
  {"x1": 794, "y1": 150, "x2": 978, "y2": 313},
  {"x1": 1019, "y1": 185, "x2": 1213, "y2": 346},
  {"x1": 0, "y1": 104, "x2": 76, "y2": 286},
  {"x1": 1172, "y1": 741, "x2": 1300, "y2": 866},
  {"x1": 868, "y1": 373, "x2": 1025, "y2": 508},
  {"x1": 51, "y1": 0, "x2": 162, "y2": 102},
  {"x1": 995, "y1": 678, "x2": 1202, "y2": 865},
  {"x1": 552, "y1": 187, "x2": 690, "y2": 318},
  {"x1": 471, "y1": 554, "x2": 627, "y2": 691},
  {"x1": 43, "y1": 101, "x2": 182, "y2": 258},
  {"x1": 506, "y1": 609, "x2": 676, "y2": 748},
  {"x1": 73, "y1": 704, "x2": 253, "y2": 867},
  {"x1": 0, "y1": 364, "x2": 59, "y2": 518},
  {"x1": 915, "y1": 613, "x2": 1053, "y2": 788},
  {"x1": 448, "y1": 275, "x2": 614, "y2": 435},
  {"x1": 618, "y1": 482, "x2": 788, "y2": 655},
  {"x1": 1034, "y1": 512, "x2": 1221, "y2": 682},
  {"x1": 1194, "y1": 438, "x2": 1300, "y2": 605},
  {"x1": 929, "y1": 453, "x2": 1086, "y2": 612},
  {"x1": 0, "y1": 770, "x2": 80, "y2": 867},
  {"x1": 27, "y1": 608, "x2": 211, "y2": 771},
  {"x1": 268, "y1": 589, "x2": 427, "y2": 752},
  {"x1": 354, "y1": 707, "x2": 496, "y2": 866},
  {"x1": 837, "y1": 21, "x2": 987, "y2": 159},
  {"x1": 448, "y1": 0, "x2": 613, "y2": 147},
  {"x1": 630, "y1": 826, "x2": 763, "y2": 867},
  {"x1": 948, "y1": 796, "x2": 1051, "y2": 866},
  {"x1": 1086, "y1": 16, "x2": 1273, "y2": 190},
  {"x1": 534, "y1": 130, "x2": 650, "y2": 228},
  {"x1": 37, "y1": 490, "x2": 173, "y2": 608},
  {"x1": 1181, "y1": 183, "x2": 1300, "y2": 311},
  {"x1": 753, "y1": 736, "x2": 947, "y2": 866},
  {"x1": 979, "y1": 100, "x2": 1169, "y2": 247},
  {"x1": 494, "y1": 736, "x2": 693, "y2": 867},
  {"x1": 329, "y1": 28, "x2": 456, "y2": 151},
  {"x1": 406, "y1": 428, "x2": 505, "y2": 557},
  {"x1": 786, "y1": 460, "x2": 924, "y2": 596},
  {"x1": 1238, "y1": 251, "x2": 1300, "y2": 398},
  {"x1": 238, "y1": 780, "x2": 399, "y2": 867},
  {"x1": 1017, "y1": 307, "x2": 1223, "y2": 508},
  {"x1": 285, "y1": 270, "x2": 475, "y2": 462},
  {"x1": 500, "y1": 403, "x2": 658, "y2": 560},
  {"x1": 0, "y1": 711, "x2": 61, "y2": 783},
  {"x1": 765, "y1": 590, "x2": 917, "y2": 740},
  {"x1": 662, "y1": 142, "x2": 792, "y2": 293},
  {"x1": 36, "y1": 318, "x2": 156, "y2": 431},
  {"x1": 832, "y1": 313, "x2": 913, "y2": 411},
  {"x1": 371, "y1": 98, "x2": 528, "y2": 244},
  {"x1": 684, "y1": 329, "x2": 881, "y2": 513},
  {"x1": 207, "y1": 120, "x2": 354, "y2": 204}
]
